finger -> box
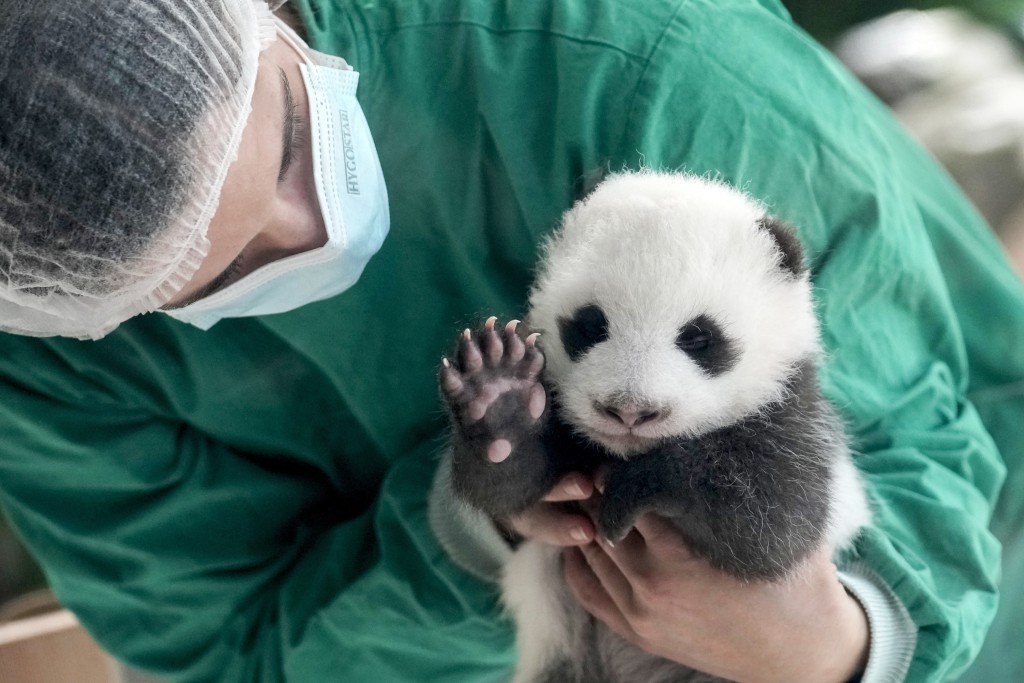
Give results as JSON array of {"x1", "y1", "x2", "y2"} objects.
[
  {"x1": 592, "y1": 529, "x2": 651, "y2": 581},
  {"x1": 632, "y1": 514, "x2": 692, "y2": 560},
  {"x1": 505, "y1": 504, "x2": 595, "y2": 546},
  {"x1": 563, "y1": 548, "x2": 638, "y2": 643},
  {"x1": 541, "y1": 474, "x2": 594, "y2": 502},
  {"x1": 592, "y1": 514, "x2": 689, "y2": 584},
  {"x1": 579, "y1": 541, "x2": 635, "y2": 616}
]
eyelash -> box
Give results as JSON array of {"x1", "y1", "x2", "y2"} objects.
[
  {"x1": 209, "y1": 253, "x2": 246, "y2": 296},
  {"x1": 278, "y1": 100, "x2": 305, "y2": 183}
]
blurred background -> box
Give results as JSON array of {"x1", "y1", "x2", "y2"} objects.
[
  {"x1": 789, "y1": 0, "x2": 1024, "y2": 281},
  {"x1": 2, "y1": 1, "x2": 1023, "y2": 681}
]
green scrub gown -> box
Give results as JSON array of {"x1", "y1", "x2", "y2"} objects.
[{"x1": 0, "y1": 0, "x2": 1021, "y2": 681}]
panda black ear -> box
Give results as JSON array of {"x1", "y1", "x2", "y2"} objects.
[{"x1": 757, "y1": 216, "x2": 806, "y2": 277}]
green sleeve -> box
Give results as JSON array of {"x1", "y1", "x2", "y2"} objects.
[
  {"x1": 0, "y1": 372, "x2": 515, "y2": 682},
  {"x1": 0, "y1": 309, "x2": 519, "y2": 683}
]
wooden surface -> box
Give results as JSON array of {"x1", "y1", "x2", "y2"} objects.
[{"x1": 0, "y1": 609, "x2": 121, "y2": 683}]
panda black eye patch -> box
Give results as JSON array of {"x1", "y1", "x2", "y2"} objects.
[
  {"x1": 675, "y1": 314, "x2": 738, "y2": 375},
  {"x1": 558, "y1": 304, "x2": 610, "y2": 361}
]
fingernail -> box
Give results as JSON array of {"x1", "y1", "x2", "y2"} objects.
[
  {"x1": 570, "y1": 526, "x2": 589, "y2": 543},
  {"x1": 564, "y1": 481, "x2": 585, "y2": 498}
]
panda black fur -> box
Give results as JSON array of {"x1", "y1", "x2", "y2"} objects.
[{"x1": 439, "y1": 171, "x2": 871, "y2": 683}]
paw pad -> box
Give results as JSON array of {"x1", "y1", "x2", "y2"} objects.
[{"x1": 439, "y1": 317, "x2": 547, "y2": 462}]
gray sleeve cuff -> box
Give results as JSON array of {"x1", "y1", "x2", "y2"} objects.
[
  {"x1": 427, "y1": 449, "x2": 512, "y2": 583},
  {"x1": 837, "y1": 561, "x2": 918, "y2": 683}
]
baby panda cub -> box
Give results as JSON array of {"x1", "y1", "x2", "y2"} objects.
[{"x1": 439, "y1": 171, "x2": 870, "y2": 683}]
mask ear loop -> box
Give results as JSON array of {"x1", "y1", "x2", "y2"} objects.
[
  {"x1": 273, "y1": 17, "x2": 315, "y2": 66},
  {"x1": 267, "y1": 0, "x2": 289, "y2": 10}
]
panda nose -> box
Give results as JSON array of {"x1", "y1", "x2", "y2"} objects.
[{"x1": 597, "y1": 403, "x2": 665, "y2": 428}]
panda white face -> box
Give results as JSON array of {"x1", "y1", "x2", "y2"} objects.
[{"x1": 527, "y1": 172, "x2": 822, "y2": 457}]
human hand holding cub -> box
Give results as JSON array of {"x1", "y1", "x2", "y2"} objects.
[
  {"x1": 564, "y1": 511, "x2": 869, "y2": 683},
  {"x1": 497, "y1": 475, "x2": 870, "y2": 683},
  {"x1": 498, "y1": 472, "x2": 598, "y2": 546}
]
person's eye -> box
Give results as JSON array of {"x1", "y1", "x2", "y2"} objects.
[
  {"x1": 276, "y1": 98, "x2": 303, "y2": 184},
  {"x1": 217, "y1": 253, "x2": 247, "y2": 290}
]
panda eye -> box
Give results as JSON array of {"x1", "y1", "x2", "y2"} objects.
[
  {"x1": 676, "y1": 324, "x2": 713, "y2": 352},
  {"x1": 558, "y1": 304, "x2": 609, "y2": 362},
  {"x1": 675, "y1": 315, "x2": 738, "y2": 375}
]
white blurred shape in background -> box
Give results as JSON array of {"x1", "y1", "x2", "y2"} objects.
[{"x1": 836, "y1": 9, "x2": 1024, "y2": 276}]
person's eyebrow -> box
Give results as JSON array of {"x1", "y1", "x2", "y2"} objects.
[
  {"x1": 278, "y1": 67, "x2": 298, "y2": 183},
  {"x1": 162, "y1": 251, "x2": 246, "y2": 310}
]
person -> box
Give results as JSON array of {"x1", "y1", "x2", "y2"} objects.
[{"x1": 0, "y1": 0, "x2": 1021, "y2": 681}]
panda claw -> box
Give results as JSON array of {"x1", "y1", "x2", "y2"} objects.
[
  {"x1": 481, "y1": 326, "x2": 504, "y2": 367},
  {"x1": 439, "y1": 360, "x2": 464, "y2": 397},
  {"x1": 596, "y1": 515, "x2": 632, "y2": 546},
  {"x1": 458, "y1": 329, "x2": 484, "y2": 371},
  {"x1": 443, "y1": 318, "x2": 548, "y2": 446},
  {"x1": 520, "y1": 345, "x2": 545, "y2": 379},
  {"x1": 505, "y1": 326, "x2": 526, "y2": 363}
]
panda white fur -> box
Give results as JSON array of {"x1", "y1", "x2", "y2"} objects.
[{"x1": 439, "y1": 170, "x2": 871, "y2": 683}]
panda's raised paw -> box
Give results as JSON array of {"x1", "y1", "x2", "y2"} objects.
[{"x1": 439, "y1": 317, "x2": 547, "y2": 459}]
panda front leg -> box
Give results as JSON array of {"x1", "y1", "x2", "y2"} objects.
[
  {"x1": 439, "y1": 317, "x2": 561, "y2": 518},
  {"x1": 597, "y1": 449, "x2": 689, "y2": 544}
]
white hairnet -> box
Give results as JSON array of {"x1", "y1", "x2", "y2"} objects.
[{"x1": 0, "y1": 0, "x2": 278, "y2": 339}]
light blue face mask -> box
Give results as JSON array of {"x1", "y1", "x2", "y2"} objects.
[{"x1": 165, "y1": 31, "x2": 390, "y2": 331}]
